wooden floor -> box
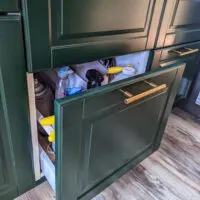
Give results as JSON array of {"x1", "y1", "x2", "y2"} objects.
[{"x1": 16, "y1": 108, "x2": 200, "y2": 200}]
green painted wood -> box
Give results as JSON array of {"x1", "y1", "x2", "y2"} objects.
[
  {"x1": 83, "y1": 91, "x2": 168, "y2": 192},
  {"x1": 22, "y1": 0, "x2": 164, "y2": 72},
  {"x1": 0, "y1": 0, "x2": 18, "y2": 12},
  {"x1": 151, "y1": 42, "x2": 200, "y2": 99},
  {"x1": 0, "y1": 16, "x2": 34, "y2": 199},
  {"x1": 156, "y1": 0, "x2": 200, "y2": 48},
  {"x1": 153, "y1": 64, "x2": 185, "y2": 149},
  {"x1": 0, "y1": 97, "x2": 18, "y2": 200},
  {"x1": 55, "y1": 63, "x2": 185, "y2": 200}
]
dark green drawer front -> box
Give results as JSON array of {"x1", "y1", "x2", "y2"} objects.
[
  {"x1": 0, "y1": 0, "x2": 18, "y2": 12},
  {"x1": 22, "y1": 0, "x2": 164, "y2": 72},
  {"x1": 55, "y1": 63, "x2": 185, "y2": 200},
  {"x1": 151, "y1": 43, "x2": 200, "y2": 100},
  {"x1": 152, "y1": 42, "x2": 200, "y2": 79},
  {"x1": 157, "y1": 0, "x2": 200, "y2": 48},
  {"x1": 160, "y1": 43, "x2": 200, "y2": 63}
]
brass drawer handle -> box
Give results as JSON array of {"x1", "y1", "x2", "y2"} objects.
[
  {"x1": 120, "y1": 84, "x2": 167, "y2": 105},
  {"x1": 119, "y1": 89, "x2": 133, "y2": 98},
  {"x1": 171, "y1": 47, "x2": 199, "y2": 56}
]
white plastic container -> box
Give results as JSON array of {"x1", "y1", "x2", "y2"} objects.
[
  {"x1": 40, "y1": 147, "x2": 55, "y2": 191},
  {"x1": 111, "y1": 66, "x2": 136, "y2": 83}
]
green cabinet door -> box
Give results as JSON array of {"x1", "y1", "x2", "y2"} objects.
[
  {"x1": 157, "y1": 0, "x2": 200, "y2": 48},
  {"x1": 0, "y1": 0, "x2": 18, "y2": 12},
  {"x1": 0, "y1": 16, "x2": 34, "y2": 199},
  {"x1": 55, "y1": 64, "x2": 185, "y2": 200},
  {"x1": 0, "y1": 98, "x2": 18, "y2": 200},
  {"x1": 22, "y1": 0, "x2": 164, "y2": 72}
]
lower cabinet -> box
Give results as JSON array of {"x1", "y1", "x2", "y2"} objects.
[
  {"x1": 151, "y1": 42, "x2": 200, "y2": 100},
  {"x1": 28, "y1": 50, "x2": 184, "y2": 199},
  {"x1": 0, "y1": 16, "x2": 34, "y2": 199},
  {"x1": 53, "y1": 64, "x2": 184, "y2": 200}
]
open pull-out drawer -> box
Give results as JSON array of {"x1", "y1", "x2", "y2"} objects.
[
  {"x1": 54, "y1": 64, "x2": 185, "y2": 200},
  {"x1": 28, "y1": 58, "x2": 185, "y2": 200}
]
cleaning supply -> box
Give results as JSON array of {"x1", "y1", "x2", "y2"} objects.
[
  {"x1": 86, "y1": 69, "x2": 104, "y2": 89},
  {"x1": 56, "y1": 66, "x2": 87, "y2": 97},
  {"x1": 71, "y1": 61, "x2": 108, "y2": 82},
  {"x1": 111, "y1": 65, "x2": 136, "y2": 83},
  {"x1": 48, "y1": 130, "x2": 55, "y2": 143},
  {"x1": 40, "y1": 115, "x2": 55, "y2": 126},
  {"x1": 107, "y1": 66, "x2": 123, "y2": 74},
  {"x1": 40, "y1": 116, "x2": 56, "y2": 143},
  {"x1": 67, "y1": 87, "x2": 83, "y2": 95},
  {"x1": 65, "y1": 66, "x2": 87, "y2": 95},
  {"x1": 55, "y1": 68, "x2": 69, "y2": 99}
]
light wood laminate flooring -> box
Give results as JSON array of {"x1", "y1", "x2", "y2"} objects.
[{"x1": 16, "y1": 108, "x2": 200, "y2": 200}]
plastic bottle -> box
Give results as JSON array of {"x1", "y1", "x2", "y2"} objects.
[
  {"x1": 110, "y1": 65, "x2": 136, "y2": 83},
  {"x1": 55, "y1": 68, "x2": 69, "y2": 99}
]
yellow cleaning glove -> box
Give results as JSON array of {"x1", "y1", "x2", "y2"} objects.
[
  {"x1": 40, "y1": 115, "x2": 55, "y2": 126},
  {"x1": 107, "y1": 66, "x2": 123, "y2": 74},
  {"x1": 40, "y1": 116, "x2": 55, "y2": 142},
  {"x1": 48, "y1": 130, "x2": 55, "y2": 142}
]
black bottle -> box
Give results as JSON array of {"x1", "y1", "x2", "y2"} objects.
[{"x1": 86, "y1": 69, "x2": 104, "y2": 89}]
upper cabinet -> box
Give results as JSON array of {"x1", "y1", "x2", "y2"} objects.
[
  {"x1": 22, "y1": 0, "x2": 164, "y2": 72},
  {"x1": 0, "y1": 0, "x2": 18, "y2": 12},
  {"x1": 157, "y1": 0, "x2": 200, "y2": 48}
]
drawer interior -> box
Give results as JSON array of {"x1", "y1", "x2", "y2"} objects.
[{"x1": 27, "y1": 50, "x2": 151, "y2": 189}]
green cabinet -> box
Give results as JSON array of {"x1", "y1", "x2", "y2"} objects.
[
  {"x1": 0, "y1": 0, "x2": 18, "y2": 12},
  {"x1": 157, "y1": 0, "x2": 200, "y2": 48},
  {"x1": 0, "y1": 16, "x2": 34, "y2": 199},
  {"x1": 152, "y1": 41, "x2": 200, "y2": 99},
  {"x1": 55, "y1": 63, "x2": 185, "y2": 200},
  {"x1": 22, "y1": 0, "x2": 164, "y2": 72},
  {"x1": 0, "y1": 98, "x2": 17, "y2": 200}
]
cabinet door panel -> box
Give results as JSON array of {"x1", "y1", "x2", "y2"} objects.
[
  {"x1": 0, "y1": 0, "x2": 18, "y2": 12},
  {"x1": 55, "y1": 63, "x2": 185, "y2": 200},
  {"x1": 157, "y1": 0, "x2": 200, "y2": 48},
  {"x1": 0, "y1": 98, "x2": 18, "y2": 200},
  {"x1": 0, "y1": 16, "x2": 34, "y2": 199},
  {"x1": 86, "y1": 92, "x2": 167, "y2": 188},
  {"x1": 22, "y1": 0, "x2": 164, "y2": 72}
]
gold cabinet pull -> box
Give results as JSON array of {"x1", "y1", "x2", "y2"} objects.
[
  {"x1": 171, "y1": 47, "x2": 199, "y2": 56},
  {"x1": 119, "y1": 89, "x2": 133, "y2": 98},
  {"x1": 121, "y1": 84, "x2": 167, "y2": 105}
]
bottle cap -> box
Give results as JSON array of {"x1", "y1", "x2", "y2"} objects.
[
  {"x1": 58, "y1": 68, "x2": 68, "y2": 78},
  {"x1": 58, "y1": 67, "x2": 73, "y2": 78}
]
